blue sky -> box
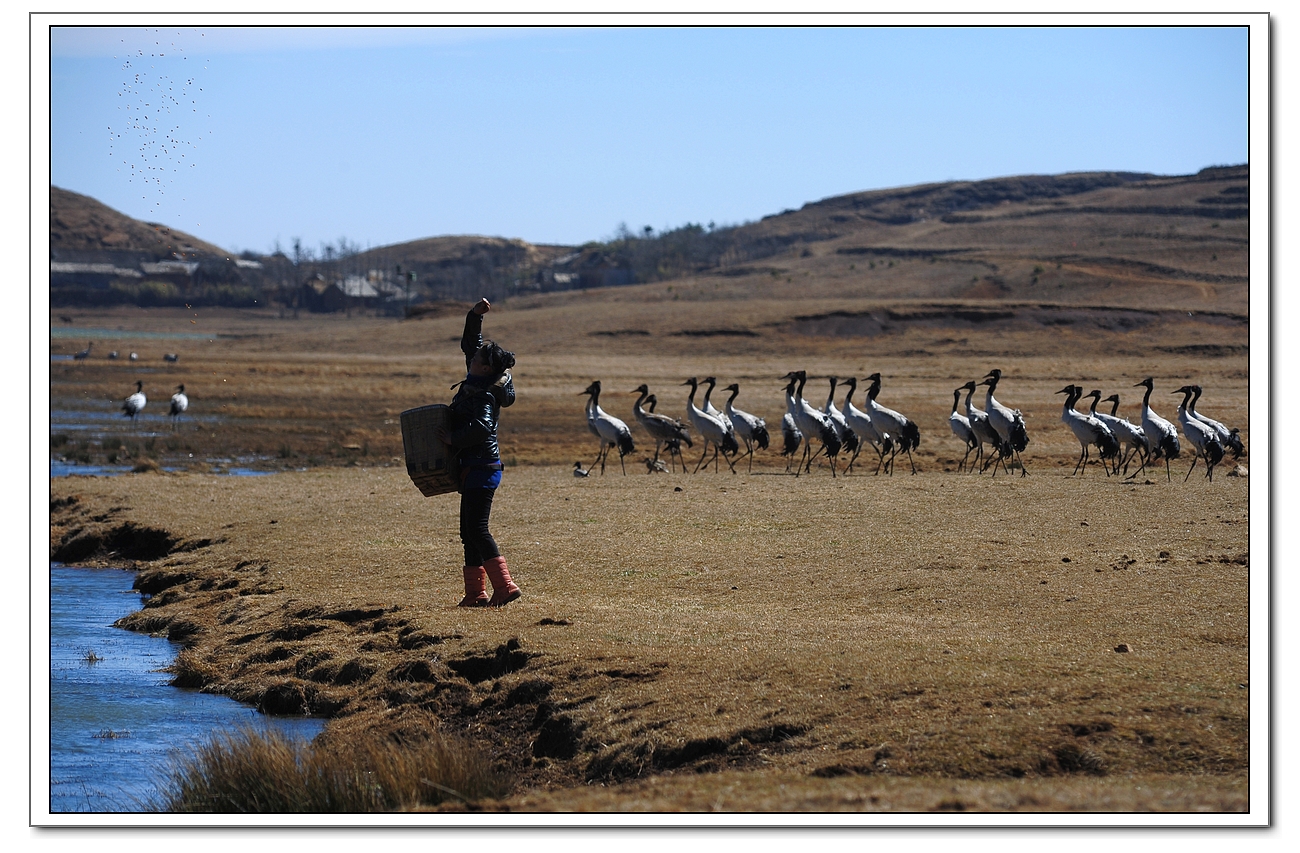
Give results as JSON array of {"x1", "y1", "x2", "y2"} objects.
[{"x1": 49, "y1": 24, "x2": 1248, "y2": 256}]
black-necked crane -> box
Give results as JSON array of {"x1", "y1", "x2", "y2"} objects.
[
  {"x1": 958, "y1": 380, "x2": 1001, "y2": 475},
  {"x1": 781, "y1": 371, "x2": 841, "y2": 477},
  {"x1": 979, "y1": 369, "x2": 1030, "y2": 477},
  {"x1": 129, "y1": 352, "x2": 138, "y2": 361},
  {"x1": 108, "y1": 351, "x2": 119, "y2": 360},
  {"x1": 948, "y1": 388, "x2": 978, "y2": 473},
  {"x1": 840, "y1": 376, "x2": 892, "y2": 475},
  {"x1": 646, "y1": 394, "x2": 688, "y2": 471},
  {"x1": 1056, "y1": 385, "x2": 1119, "y2": 476},
  {"x1": 632, "y1": 384, "x2": 693, "y2": 473},
  {"x1": 1132, "y1": 377, "x2": 1180, "y2": 483},
  {"x1": 780, "y1": 413, "x2": 802, "y2": 473},
  {"x1": 822, "y1": 377, "x2": 860, "y2": 461},
  {"x1": 580, "y1": 380, "x2": 635, "y2": 475},
  {"x1": 682, "y1": 377, "x2": 738, "y2": 473},
  {"x1": 1174, "y1": 385, "x2": 1225, "y2": 482},
  {"x1": 168, "y1": 384, "x2": 188, "y2": 430},
  {"x1": 1078, "y1": 388, "x2": 1122, "y2": 474},
  {"x1": 73, "y1": 341, "x2": 93, "y2": 361},
  {"x1": 701, "y1": 377, "x2": 738, "y2": 445},
  {"x1": 722, "y1": 383, "x2": 769, "y2": 473},
  {"x1": 1095, "y1": 393, "x2": 1150, "y2": 478},
  {"x1": 1187, "y1": 385, "x2": 1244, "y2": 459},
  {"x1": 573, "y1": 461, "x2": 590, "y2": 478},
  {"x1": 122, "y1": 381, "x2": 146, "y2": 427},
  {"x1": 163, "y1": 353, "x2": 179, "y2": 363},
  {"x1": 863, "y1": 372, "x2": 921, "y2": 475}
]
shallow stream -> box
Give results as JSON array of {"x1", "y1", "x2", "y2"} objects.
[{"x1": 48, "y1": 563, "x2": 325, "y2": 813}]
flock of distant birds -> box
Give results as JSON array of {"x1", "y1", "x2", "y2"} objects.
[
  {"x1": 577, "y1": 370, "x2": 1244, "y2": 483},
  {"x1": 70, "y1": 342, "x2": 188, "y2": 430},
  {"x1": 79, "y1": 335, "x2": 1244, "y2": 481}
]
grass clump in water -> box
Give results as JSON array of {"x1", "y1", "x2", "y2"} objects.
[{"x1": 159, "y1": 726, "x2": 510, "y2": 813}]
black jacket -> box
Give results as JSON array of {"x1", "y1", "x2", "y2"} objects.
[{"x1": 446, "y1": 310, "x2": 514, "y2": 464}]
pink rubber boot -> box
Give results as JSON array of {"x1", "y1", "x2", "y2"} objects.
[
  {"x1": 483, "y1": 556, "x2": 521, "y2": 607},
  {"x1": 458, "y1": 565, "x2": 489, "y2": 607}
]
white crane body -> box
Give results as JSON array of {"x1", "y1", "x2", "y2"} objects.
[
  {"x1": 683, "y1": 378, "x2": 738, "y2": 474},
  {"x1": 840, "y1": 377, "x2": 893, "y2": 475},
  {"x1": 581, "y1": 381, "x2": 635, "y2": 475}
]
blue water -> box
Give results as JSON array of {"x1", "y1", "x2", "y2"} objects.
[
  {"x1": 48, "y1": 564, "x2": 326, "y2": 813},
  {"x1": 50, "y1": 328, "x2": 217, "y2": 340},
  {"x1": 49, "y1": 460, "x2": 275, "y2": 478}
]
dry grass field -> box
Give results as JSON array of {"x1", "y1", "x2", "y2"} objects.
[{"x1": 46, "y1": 169, "x2": 1254, "y2": 814}]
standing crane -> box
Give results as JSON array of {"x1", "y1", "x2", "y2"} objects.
[
  {"x1": 1187, "y1": 385, "x2": 1244, "y2": 460},
  {"x1": 863, "y1": 373, "x2": 921, "y2": 475},
  {"x1": 722, "y1": 383, "x2": 769, "y2": 473},
  {"x1": 631, "y1": 384, "x2": 692, "y2": 473},
  {"x1": 781, "y1": 371, "x2": 841, "y2": 477},
  {"x1": 1132, "y1": 377, "x2": 1181, "y2": 483},
  {"x1": 958, "y1": 380, "x2": 1001, "y2": 475},
  {"x1": 780, "y1": 413, "x2": 802, "y2": 473},
  {"x1": 1095, "y1": 393, "x2": 1150, "y2": 478},
  {"x1": 682, "y1": 377, "x2": 739, "y2": 474},
  {"x1": 645, "y1": 394, "x2": 688, "y2": 471},
  {"x1": 1173, "y1": 385, "x2": 1225, "y2": 481},
  {"x1": 580, "y1": 380, "x2": 635, "y2": 475},
  {"x1": 979, "y1": 369, "x2": 1030, "y2": 476},
  {"x1": 701, "y1": 377, "x2": 739, "y2": 445},
  {"x1": 822, "y1": 377, "x2": 860, "y2": 461},
  {"x1": 947, "y1": 388, "x2": 978, "y2": 473},
  {"x1": 1056, "y1": 385, "x2": 1119, "y2": 476},
  {"x1": 73, "y1": 341, "x2": 93, "y2": 361},
  {"x1": 168, "y1": 384, "x2": 188, "y2": 430},
  {"x1": 840, "y1": 376, "x2": 892, "y2": 475},
  {"x1": 122, "y1": 381, "x2": 146, "y2": 428}
]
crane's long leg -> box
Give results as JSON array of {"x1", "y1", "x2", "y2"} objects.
[
  {"x1": 693, "y1": 440, "x2": 712, "y2": 474},
  {"x1": 1184, "y1": 452, "x2": 1199, "y2": 483},
  {"x1": 845, "y1": 444, "x2": 861, "y2": 474}
]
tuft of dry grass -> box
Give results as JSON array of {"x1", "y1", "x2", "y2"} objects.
[{"x1": 156, "y1": 725, "x2": 511, "y2": 813}]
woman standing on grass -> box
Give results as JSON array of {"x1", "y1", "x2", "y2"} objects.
[{"x1": 436, "y1": 297, "x2": 519, "y2": 607}]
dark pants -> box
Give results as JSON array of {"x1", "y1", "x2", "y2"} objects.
[{"x1": 459, "y1": 487, "x2": 501, "y2": 566}]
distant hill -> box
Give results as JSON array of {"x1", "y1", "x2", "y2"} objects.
[
  {"x1": 49, "y1": 164, "x2": 1248, "y2": 313},
  {"x1": 49, "y1": 186, "x2": 231, "y2": 260}
]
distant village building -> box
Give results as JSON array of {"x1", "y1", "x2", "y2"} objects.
[{"x1": 296, "y1": 273, "x2": 403, "y2": 312}]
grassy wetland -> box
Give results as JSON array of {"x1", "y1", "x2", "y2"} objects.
[{"x1": 47, "y1": 169, "x2": 1253, "y2": 813}]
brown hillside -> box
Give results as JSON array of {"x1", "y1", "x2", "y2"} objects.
[
  {"x1": 705, "y1": 166, "x2": 1249, "y2": 315},
  {"x1": 352, "y1": 235, "x2": 572, "y2": 270},
  {"x1": 49, "y1": 185, "x2": 230, "y2": 258}
]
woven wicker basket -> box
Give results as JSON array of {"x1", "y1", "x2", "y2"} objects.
[{"x1": 400, "y1": 404, "x2": 460, "y2": 496}]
